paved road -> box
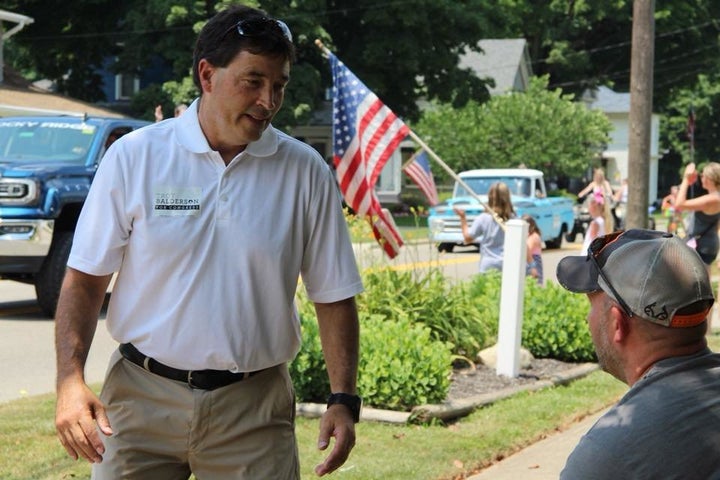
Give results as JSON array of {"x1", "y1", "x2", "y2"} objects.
[{"x1": 0, "y1": 281, "x2": 117, "y2": 404}]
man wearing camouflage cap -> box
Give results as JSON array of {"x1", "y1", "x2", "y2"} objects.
[{"x1": 556, "y1": 229, "x2": 720, "y2": 479}]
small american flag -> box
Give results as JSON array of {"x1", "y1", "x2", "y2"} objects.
[
  {"x1": 329, "y1": 52, "x2": 408, "y2": 258},
  {"x1": 403, "y1": 150, "x2": 439, "y2": 206}
]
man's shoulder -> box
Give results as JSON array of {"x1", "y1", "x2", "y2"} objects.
[{"x1": 275, "y1": 129, "x2": 323, "y2": 157}]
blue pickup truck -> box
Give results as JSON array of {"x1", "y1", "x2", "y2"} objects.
[
  {"x1": 0, "y1": 115, "x2": 149, "y2": 316},
  {"x1": 427, "y1": 168, "x2": 575, "y2": 252}
]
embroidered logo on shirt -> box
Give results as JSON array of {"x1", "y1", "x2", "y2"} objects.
[{"x1": 153, "y1": 187, "x2": 201, "y2": 216}]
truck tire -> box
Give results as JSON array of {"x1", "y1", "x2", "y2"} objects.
[
  {"x1": 438, "y1": 243, "x2": 455, "y2": 253},
  {"x1": 565, "y1": 223, "x2": 581, "y2": 243},
  {"x1": 544, "y1": 226, "x2": 566, "y2": 249},
  {"x1": 35, "y1": 230, "x2": 73, "y2": 318}
]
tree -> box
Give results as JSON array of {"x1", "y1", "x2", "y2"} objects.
[
  {"x1": 413, "y1": 76, "x2": 611, "y2": 183},
  {"x1": 4, "y1": 0, "x2": 139, "y2": 102},
  {"x1": 487, "y1": 1, "x2": 720, "y2": 112},
  {"x1": 6, "y1": 0, "x2": 498, "y2": 126},
  {"x1": 320, "y1": 0, "x2": 499, "y2": 121},
  {"x1": 7, "y1": 0, "x2": 720, "y2": 142},
  {"x1": 662, "y1": 74, "x2": 720, "y2": 166}
]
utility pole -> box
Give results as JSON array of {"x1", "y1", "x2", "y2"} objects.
[{"x1": 627, "y1": 0, "x2": 655, "y2": 229}]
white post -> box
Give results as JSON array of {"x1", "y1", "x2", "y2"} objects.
[{"x1": 496, "y1": 219, "x2": 528, "y2": 377}]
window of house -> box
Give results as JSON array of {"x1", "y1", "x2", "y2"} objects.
[{"x1": 115, "y1": 73, "x2": 139, "y2": 100}]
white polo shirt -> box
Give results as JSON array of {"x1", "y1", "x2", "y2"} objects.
[{"x1": 68, "y1": 99, "x2": 363, "y2": 371}]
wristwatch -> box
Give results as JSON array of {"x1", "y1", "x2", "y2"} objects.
[{"x1": 327, "y1": 393, "x2": 362, "y2": 423}]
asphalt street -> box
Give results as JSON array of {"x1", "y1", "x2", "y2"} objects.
[{"x1": 0, "y1": 281, "x2": 117, "y2": 404}]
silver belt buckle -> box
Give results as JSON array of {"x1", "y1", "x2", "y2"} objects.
[{"x1": 187, "y1": 371, "x2": 197, "y2": 389}]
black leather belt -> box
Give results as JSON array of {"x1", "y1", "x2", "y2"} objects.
[{"x1": 119, "y1": 343, "x2": 263, "y2": 391}]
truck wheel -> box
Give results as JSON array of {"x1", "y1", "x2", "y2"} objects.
[
  {"x1": 565, "y1": 222, "x2": 584, "y2": 243},
  {"x1": 564, "y1": 228, "x2": 578, "y2": 243},
  {"x1": 545, "y1": 227, "x2": 566, "y2": 249},
  {"x1": 35, "y1": 230, "x2": 73, "y2": 318},
  {"x1": 438, "y1": 243, "x2": 455, "y2": 253}
]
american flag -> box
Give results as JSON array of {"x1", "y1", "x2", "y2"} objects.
[
  {"x1": 329, "y1": 52, "x2": 409, "y2": 258},
  {"x1": 403, "y1": 150, "x2": 439, "y2": 206}
]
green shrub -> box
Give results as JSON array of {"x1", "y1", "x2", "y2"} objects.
[
  {"x1": 359, "y1": 267, "x2": 492, "y2": 357},
  {"x1": 290, "y1": 263, "x2": 596, "y2": 411},
  {"x1": 358, "y1": 313, "x2": 452, "y2": 410},
  {"x1": 465, "y1": 270, "x2": 504, "y2": 342},
  {"x1": 465, "y1": 271, "x2": 595, "y2": 362},
  {"x1": 288, "y1": 311, "x2": 329, "y2": 403},
  {"x1": 290, "y1": 297, "x2": 452, "y2": 409},
  {"x1": 523, "y1": 278, "x2": 596, "y2": 362}
]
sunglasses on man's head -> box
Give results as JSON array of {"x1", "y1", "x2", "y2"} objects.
[
  {"x1": 587, "y1": 230, "x2": 635, "y2": 318},
  {"x1": 223, "y1": 17, "x2": 293, "y2": 42}
]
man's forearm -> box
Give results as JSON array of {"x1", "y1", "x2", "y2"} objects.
[
  {"x1": 315, "y1": 297, "x2": 359, "y2": 394},
  {"x1": 55, "y1": 268, "x2": 112, "y2": 387}
]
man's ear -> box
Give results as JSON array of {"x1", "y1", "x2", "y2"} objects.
[
  {"x1": 197, "y1": 59, "x2": 215, "y2": 94},
  {"x1": 610, "y1": 305, "x2": 630, "y2": 343}
]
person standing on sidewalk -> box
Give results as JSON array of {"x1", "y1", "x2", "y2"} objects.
[
  {"x1": 556, "y1": 229, "x2": 720, "y2": 479},
  {"x1": 454, "y1": 182, "x2": 515, "y2": 273},
  {"x1": 54, "y1": 4, "x2": 363, "y2": 478},
  {"x1": 675, "y1": 161, "x2": 720, "y2": 270}
]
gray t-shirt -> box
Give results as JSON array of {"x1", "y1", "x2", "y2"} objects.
[
  {"x1": 467, "y1": 212, "x2": 505, "y2": 273},
  {"x1": 561, "y1": 349, "x2": 720, "y2": 480}
]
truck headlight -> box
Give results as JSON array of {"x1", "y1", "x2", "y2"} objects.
[
  {"x1": 429, "y1": 217, "x2": 445, "y2": 235},
  {"x1": 0, "y1": 179, "x2": 39, "y2": 205}
]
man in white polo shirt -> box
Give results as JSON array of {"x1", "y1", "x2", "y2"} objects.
[{"x1": 54, "y1": 4, "x2": 363, "y2": 479}]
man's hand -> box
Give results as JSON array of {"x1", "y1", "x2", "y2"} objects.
[
  {"x1": 314, "y1": 405, "x2": 356, "y2": 476},
  {"x1": 55, "y1": 380, "x2": 112, "y2": 463}
]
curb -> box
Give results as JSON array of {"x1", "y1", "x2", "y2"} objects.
[{"x1": 296, "y1": 363, "x2": 599, "y2": 425}]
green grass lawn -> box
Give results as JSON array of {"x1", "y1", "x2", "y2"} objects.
[
  {"x1": 3, "y1": 333, "x2": 719, "y2": 480},
  {"x1": 0, "y1": 372, "x2": 624, "y2": 480}
]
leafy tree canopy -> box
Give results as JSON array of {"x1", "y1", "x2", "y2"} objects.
[
  {"x1": 5, "y1": 0, "x2": 496, "y2": 125},
  {"x1": 4, "y1": 1, "x2": 720, "y2": 163},
  {"x1": 488, "y1": 1, "x2": 720, "y2": 111},
  {"x1": 662, "y1": 73, "x2": 720, "y2": 167},
  {"x1": 413, "y1": 76, "x2": 611, "y2": 183}
]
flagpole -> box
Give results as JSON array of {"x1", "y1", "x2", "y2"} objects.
[
  {"x1": 315, "y1": 39, "x2": 504, "y2": 231},
  {"x1": 315, "y1": 38, "x2": 331, "y2": 56},
  {"x1": 405, "y1": 130, "x2": 505, "y2": 230}
]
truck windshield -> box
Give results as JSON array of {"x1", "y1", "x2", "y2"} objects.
[
  {"x1": 0, "y1": 120, "x2": 97, "y2": 163},
  {"x1": 455, "y1": 177, "x2": 532, "y2": 198}
]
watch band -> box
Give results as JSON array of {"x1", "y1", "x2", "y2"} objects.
[{"x1": 326, "y1": 392, "x2": 362, "y2": 423}]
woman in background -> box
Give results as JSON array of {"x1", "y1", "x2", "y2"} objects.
[
  {"x1": 675, "y1": 161, "x2": 720, "y2": 333},
  {"x1": 578, "y1": 167, "x2": 616, "y2": 231},
  {"x1": 522, "y1": 214, "x2": 543, "y2": 285},
  {"x1": 454, "y1": 182, "x2": 515, "y2": 273},
  {"x1": 675, "y1": 161, "x2": 720, "y2": 270},
  {"x1": 578, "y1": 168, "x2": 614, "y2": 204}
]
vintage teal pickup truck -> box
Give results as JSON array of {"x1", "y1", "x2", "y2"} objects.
[{"x1": 427, "y1": 168, "x2": 575, "y2": 252}]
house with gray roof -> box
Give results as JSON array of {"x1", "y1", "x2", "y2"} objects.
[
  {"x1": 459, "y1": 39, "x2": 532, "y2": 95},
  {"x1": 582, "y1": 86, "x2": 660, "y2": 202}
]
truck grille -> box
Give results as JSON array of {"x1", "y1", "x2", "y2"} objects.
[{"x1": 0, "y1": 179, "x2": 37, "y2": 204}]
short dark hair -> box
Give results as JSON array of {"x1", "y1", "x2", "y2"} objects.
[{"x1": 192, "y1": 5, "x2": 296, "y2": 91}]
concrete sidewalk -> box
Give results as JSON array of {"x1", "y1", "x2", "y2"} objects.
[{"x1": 467, "y1": 408, "x2": 607, "y2": 480}]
